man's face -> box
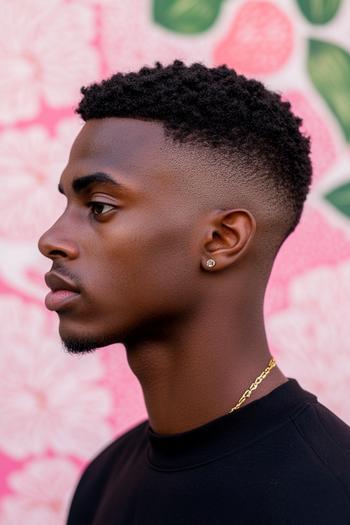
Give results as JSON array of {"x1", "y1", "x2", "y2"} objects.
[{"x1": 38, "y1": 118, "x2": 201, "y2": 354}]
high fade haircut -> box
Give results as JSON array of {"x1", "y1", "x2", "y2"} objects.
[{"x1": 75, "y1": 59, "x2": 312, "y2": 260}]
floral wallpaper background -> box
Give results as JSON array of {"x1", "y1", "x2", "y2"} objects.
[{"x1": 0, "y1": 0, "x2": 350, "y2": 522}]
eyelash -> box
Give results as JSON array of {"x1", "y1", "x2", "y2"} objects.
[{"x1": 87, "y1": 201, "x2": 117, "y2": 218}]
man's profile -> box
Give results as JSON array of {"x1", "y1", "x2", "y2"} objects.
[{"x1": 38, "y1": 60, "x2": 350, "y2": 524}]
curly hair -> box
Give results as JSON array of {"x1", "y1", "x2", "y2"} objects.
[{"x1": 75, "y1": 60, "x2": 312, "y2": 255}]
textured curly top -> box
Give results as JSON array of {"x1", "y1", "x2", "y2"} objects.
[{"x1": 76, "y1": 60, "x2": 312, "y2": 251}]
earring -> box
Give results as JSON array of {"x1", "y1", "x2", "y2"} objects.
[{"x1": 206, "y1": 258, "x2": 216, "y2": 268}]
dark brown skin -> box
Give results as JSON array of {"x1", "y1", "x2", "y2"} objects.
[{"x1": 38, "y1": 117, "x2": 288, "y2": 435}]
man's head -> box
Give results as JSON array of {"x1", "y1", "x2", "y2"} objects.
[{"x1": 38, "y1": 60, "x2": 312, "y2": 355}]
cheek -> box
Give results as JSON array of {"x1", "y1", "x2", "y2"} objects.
[
  {"x1": 120, "y1": 225, "x2": 197, "y2": 311},
  {"x1": 90, "y1": 221, "x2": 197, "y2": 315},
  {"x1": 83, "y1": 202, "x2": 200, "y2": 315}
]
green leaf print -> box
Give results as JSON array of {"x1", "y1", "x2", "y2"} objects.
[
  {"x1": 152, "y1": 0, "x2": 225, "y2": 34},
  {"x1": 308, "y1": 39, "x2": 350, "y2": 142},
  {"x1": 297, "y1": 0, "x2": 341, "y2": 24},
  {"x1": 324, "y1": 181, "x2": 350, "y2": 218}
]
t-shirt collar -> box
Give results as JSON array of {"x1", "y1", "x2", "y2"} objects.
[{"x1": 146, "y1": 378, "x2": 317, "y2": 471}]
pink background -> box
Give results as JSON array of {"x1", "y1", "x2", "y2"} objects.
[{"x1": 1, "y1": 1, "x2": 349, "y2": 523}]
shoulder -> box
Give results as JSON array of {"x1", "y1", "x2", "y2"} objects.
[
  {"x1": 290, "y1": 401, "x2": 350, "y2": 457},
  {"x1": 83, "y1": 418, "x2": 148, "y2": 477},
  {"x1": 289, "y1": 401, "x2": 350, "y2": 498},
  {"x1": 72, "y1": 418, "x2": 148, "y2": 494},
  {"x1": 66, "y1": 420, "x2": 149, "y2": 523}
]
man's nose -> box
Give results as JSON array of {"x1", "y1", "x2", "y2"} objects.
[{"x1": 37, "y1": 224, "x2": 79, "y2": 260}]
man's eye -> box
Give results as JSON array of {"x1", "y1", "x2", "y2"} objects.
[{"x1": 87, "y1": 202, "x2": 117, "y2": 217}]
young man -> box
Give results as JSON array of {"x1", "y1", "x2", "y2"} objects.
[{"x1": 38, "y1": 60, "x2": 350, "y2": 524}]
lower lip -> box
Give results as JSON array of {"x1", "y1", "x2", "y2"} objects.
[{"x1": 45, "y1": 290, "x2": 80, "y2": 311}]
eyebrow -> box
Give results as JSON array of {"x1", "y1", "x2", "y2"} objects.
[{"x1": 58, "y1": 172, "x2": 130, "y2": 196}]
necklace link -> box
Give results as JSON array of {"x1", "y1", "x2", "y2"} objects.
[{"x1": 228, "y1": 357, "x2": 276, "y2": 413}]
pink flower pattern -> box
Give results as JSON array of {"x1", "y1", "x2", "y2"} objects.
[
  {"x1": 213, "y1": 1, "x2": 294, "y2": 75},
  {"x1": 0, "y1": 458, "x2": 80, "y2": 525},
  {"x1": 0, "y1": 119, "x2": 83, "y2": 241},
  {"x1": 267, "y1": 260, "x2": 350, "y2": 423},
  {"x1": 0, "y1": 295, "x2": 113, "y2": 459},
  {"x1": 0, "y1": 0, "x2": 99, "y2": 124},
  {"x1": 100, "y1": 1, "x2": 212, "y2": 75}
]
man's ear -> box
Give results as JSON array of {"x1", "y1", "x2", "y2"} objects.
[{"x1": 201, "y1": 209, "x2": 256, "y2": 270}]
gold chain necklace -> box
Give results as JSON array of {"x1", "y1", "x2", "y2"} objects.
[{"x1": 228, "y1": 357, "x2": 276, "y2": 413}]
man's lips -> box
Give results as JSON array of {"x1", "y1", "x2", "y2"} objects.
[
  {"x1": 44, "y1": 272, "x2": 80, "y2": 293},
  {"x1": 45, "y1": 290, "x2": 80, "y2": 311},
  {"x1": 44, "y1": 272, "x2": 80, "y2": 312}
]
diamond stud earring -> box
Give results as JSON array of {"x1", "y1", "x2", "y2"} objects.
[{"x1": 206, "y1": 259, "x2": 216, "y2": 268}]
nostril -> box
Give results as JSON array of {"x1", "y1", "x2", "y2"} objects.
[{"x1": 50, "y1": 250, "x2": 68, "y2": 257}]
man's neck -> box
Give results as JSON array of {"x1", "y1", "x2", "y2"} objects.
[{"x1": 125, "y1": 305, "x2": 287, "y2": 435}]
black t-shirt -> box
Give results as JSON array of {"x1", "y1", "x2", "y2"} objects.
[{"x1": 66, "y1": 378, "x2": 350, "y2": 524}]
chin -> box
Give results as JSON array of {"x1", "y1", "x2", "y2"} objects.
[{"x1": 59, "y1": 326, "x2": 120, "y2": 356}]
